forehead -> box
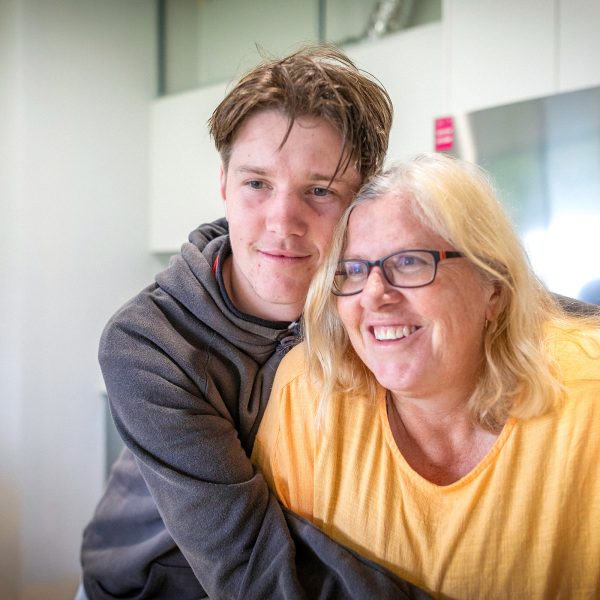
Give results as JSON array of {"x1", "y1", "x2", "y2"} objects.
[
  {"x1": 227, "y1": 109, "x2": 361, "y2": 189},
  {"x1": 344, "y1": 193, "x2": 446, "y2": 256},
  {"x1": 230, "y1": 109, "x2": 338, "y2": 153}
]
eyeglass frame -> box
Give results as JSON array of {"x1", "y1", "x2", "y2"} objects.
[{"x1": 332, "y1": 249, "x2": 464, "y2": 296}]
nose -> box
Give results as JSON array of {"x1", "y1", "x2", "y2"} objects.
[
  {"x1": 265, "y1": 188, "x2": 307, "y2": 238},
  {"x1": 359, "y1": 267, "x2": 400, "y2": 309}
]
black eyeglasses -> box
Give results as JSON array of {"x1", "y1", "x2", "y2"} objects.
[{"x1": 333, "y1": 249, "x2": 464, "y2": 296}]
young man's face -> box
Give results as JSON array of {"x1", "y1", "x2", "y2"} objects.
[{"x1": 221, "y1": 109, "x2": 361, "y2": 322}]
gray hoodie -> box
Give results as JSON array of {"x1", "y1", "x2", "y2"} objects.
[{"x1": 81, "y1": 220, "x2": 429, "y2": 600}]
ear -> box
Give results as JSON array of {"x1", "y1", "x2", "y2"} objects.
[
  {"x1": 485, "y1": 280, "x2": 504, "y2": 323},
  {"x1": 219, "y1": 165, "x2": 227, "y2": 218}
]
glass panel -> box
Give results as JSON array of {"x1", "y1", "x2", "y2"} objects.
[
  {"x1": 162, "y1": 0, "x2": 319, "y2": 94},
  {"x1": 160, "y1": 0, "x2": 441, "y2": 94},
  {"x1": 327, "y1": 0, "x2": 441, "y2": 45},
  {"x1": 450, "y1": 86, "x2": 600, "y2": 303}
]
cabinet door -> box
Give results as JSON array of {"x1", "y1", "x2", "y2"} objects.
[
  {"x1": 558, "y1": 0, "x2": 600, "y2": 92},
  {"x1": 445, "y1": 0, "x2": 555, "y2": 113}
]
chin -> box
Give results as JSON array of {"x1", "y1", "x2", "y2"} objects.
[
  {"x1": 259, "y1": 288, "x2": 304, "y2": 307},
  {"x1": 267, "y1": 281, "x2": 306, "y2": 301},
  {"x1": 372, "y1": 367, "x2": 414, "y2": 393}
]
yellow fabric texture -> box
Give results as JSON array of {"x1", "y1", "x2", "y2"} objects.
[{"x1": 252, "y1": 333, "x2": 600, "y2": 599}]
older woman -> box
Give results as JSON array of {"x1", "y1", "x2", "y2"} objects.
[{"x1": 252, "y1": 153, "x2": 600, "y2": 598}]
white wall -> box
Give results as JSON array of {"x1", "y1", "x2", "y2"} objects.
[
  {"x1": 0, "y1": 2, "x2": 24, "y2": 597},
  {"x1": 0, "y1": 1, "x2": 162, "y2": 597},
  {"x1": 347, "y1": 23, "x2": 443, "y2": 163},
  {"x1": 149, "y1": 81, "x2": 228, "y2": 252}
]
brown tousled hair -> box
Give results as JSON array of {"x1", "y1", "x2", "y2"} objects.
[{"x1": 208, "y1": 44, "x2": 392, "y2": 183}]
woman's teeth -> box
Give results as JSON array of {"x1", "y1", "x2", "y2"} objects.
[{"x1": 373, "y1": 325, "x2": 417, "y2": 340}]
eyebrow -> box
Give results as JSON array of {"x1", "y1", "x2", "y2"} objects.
[
  {"x1": 234, "y1": 166, "x2": 269, "y2": 176},
  {"x1": 234, "y1": 165, "x2": 348, "y2": 184}
]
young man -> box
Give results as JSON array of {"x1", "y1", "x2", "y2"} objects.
[{"x1": 80, "y1": 47, "x2": 428, "y2": 599}]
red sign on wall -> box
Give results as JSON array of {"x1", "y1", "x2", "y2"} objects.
[{"x1": 434, "y1": 117, "x2": 454, "y2": 152}]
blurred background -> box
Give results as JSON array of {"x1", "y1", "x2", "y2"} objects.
[{"x1": 1, "y1": 0, "x2": 598, "y2": 597}]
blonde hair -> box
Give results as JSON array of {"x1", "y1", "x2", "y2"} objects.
[{"x1": 303, "y1": 153, "x2": 600, "y2": 431}]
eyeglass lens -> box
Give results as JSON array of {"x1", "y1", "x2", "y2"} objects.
[{"x1": 334, "y1": 250, "x2": 437, "y2": 295}]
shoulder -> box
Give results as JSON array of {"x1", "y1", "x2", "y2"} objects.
[
  {"x1": 256, "y1": 343, "x2": 317, "y2": 449},
  {"x1": 270, "y1": 343, "x2": 320, "y2": 410},
  {"x1": 253, "y1": 342, "x2": 318, "y2": 507},
  {"x1": 272, "y1": 343, "x2": 309, "y2": 388},
  {"x1": 543, "y1": 325, "x2": 600, "y2": 426},
  {"x1": 99, "y1": 285, "x2": 159, "y2": 353},
  {"x1": 99, "y1": 282, "x2": 178, "y2": 349},
  {"x1": 97, "y1": 273, "x2": 211, "y2": 383},
  {"x1": 550, "y1": 326, "x2": 600, "y2": 384},
  {"x1": 101, "y1": 236, "x2": 231, "y2": 357}
]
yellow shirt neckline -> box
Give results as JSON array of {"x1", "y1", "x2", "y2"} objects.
[{"x1": 375, "y1": 384, "x2": 518, "y2": 492}]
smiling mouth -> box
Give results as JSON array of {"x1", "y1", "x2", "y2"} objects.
[
  {"x1": 373, "y1": 325, "x2": 418, "y2": 341},
  {"x1": 259, "y1": 249, "x2": 310, "y2": 260}
]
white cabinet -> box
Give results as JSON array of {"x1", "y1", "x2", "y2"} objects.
[
  {"x1": 149, "y1": 83, "x2": 226, "y2": 252},
  {"x1": 444, "y1": 0, "x2": 600, "y2": 114},
  {"x1": 444, "y1": 0, "x2": 556, "y2": 114},
  {"x1": 348, "y1": 23, "x2": 444, "y2": 163},
  {"x1": 558, "y1": 0, "x2": 600, "y2": 92}
]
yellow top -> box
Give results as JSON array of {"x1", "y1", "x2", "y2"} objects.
[{"x1": 252, "y1": 332, "x2": 600, "y2": 599}]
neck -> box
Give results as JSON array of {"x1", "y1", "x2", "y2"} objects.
[{"x1": 387, "y1": 391, "x2": 499, "y2": 485}]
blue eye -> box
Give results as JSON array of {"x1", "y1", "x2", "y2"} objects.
[
  {"x1": 387, "y1": 252, "x2": 432, "y2": 277},
  {"x1": 346, "y1": 262, "x2": 366, "y2": 278},
  {"x1": 398, "y1": 255, "x2": 417, "y2": 266},
  {"x1": 248, "y1": 180, "x2": 264, "y2": 189},
  {"x1": 312, "y1": 187, "x2": 331, "y2": 197}
]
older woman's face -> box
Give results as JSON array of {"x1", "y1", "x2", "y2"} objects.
[{"x1": 336, "y1": 193, "x2": 499, "y2": 401}]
